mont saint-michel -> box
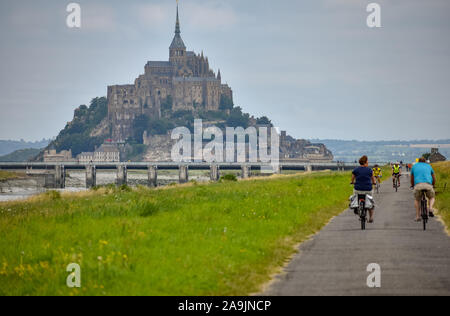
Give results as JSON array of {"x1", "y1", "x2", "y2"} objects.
[
  {"x1": 107, "y1": 5, "x2": 233, "y2": 143},
  {"x1": 42, "y1": 4, "x2": 333, "y2": 163}
]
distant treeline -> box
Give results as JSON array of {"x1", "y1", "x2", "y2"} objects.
[
  {"x1": 0, "y1": 139, "x2": 50, "y2": 156},
  {"x1": 311, "y1": 139, "x2": 450, "y2": 163},
  {"x1": 0, "y1": 148, "x2": 42, "y2": 162}
]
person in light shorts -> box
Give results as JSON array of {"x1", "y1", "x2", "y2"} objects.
[
  {"x1": 351, "y1": 155, "x2": 376, "y2": 223},
  {"x1": 411, "y1": 157, "x2": 436, "y2": 221}
]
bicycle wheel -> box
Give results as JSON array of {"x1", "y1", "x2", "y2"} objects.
[
  {"x1": 360, "y1": 203, "x2": 366, "y2": 230},
  {"x1": 421, "y1": 198, "x2": 428, "y2": 231}
]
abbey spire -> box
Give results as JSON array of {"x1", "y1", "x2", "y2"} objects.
[
  {"x1": 169, "y1": 2, "x2": 187, "y2": 63},
  {"x1": 170, "y1": 2, "x2": 186, "y2": 50},
  {"x1": 175, "y1": 2, "x2": 181, "y2": 35}
]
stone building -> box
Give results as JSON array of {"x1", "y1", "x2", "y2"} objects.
[
  {"x1": 77, "y1": 143, "x2": 120, "y2": 163},
  {"x1": 77, "y1": 152, "x2": 94, "y2": 164},
  {"x1": 108, "y1": 4, "x2": 233, "y2": 142},
  {"x1": 279, "y1": 131, "x2": 333, "y2": 162},
  {"x1": 43, "y1": 149, "x2": 76, "y2": 163},
  {"x1": 429, "y1": 148, "x2": 446, "y2": 163}
]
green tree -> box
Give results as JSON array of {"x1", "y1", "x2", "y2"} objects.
[
  {"x1": 219, "y1": 95, "x2": 234, "y2": 111},
  {"x1": 256, "y1": 116, "x2": 272, "y2": 126},
  {"x1": 50, "y1": 97, "x2": 109, "y2": 156},
  {"x1": 133, "y1": 115, "x2": 150, "y2": 143},
  {"x1": 226, "y1": 107, "x2": 250, "y2": 128},
  {"x1": 161, "y1": 96, "x2": 173, "y2": 115}
]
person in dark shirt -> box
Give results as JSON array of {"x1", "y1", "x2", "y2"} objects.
[{"x1": 351, "y1": 155, "x2": 376, "y2": 223}]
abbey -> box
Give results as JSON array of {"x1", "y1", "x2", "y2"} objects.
[{"x1": 108, "y1": 4, "x2": 233, "y2": 142}]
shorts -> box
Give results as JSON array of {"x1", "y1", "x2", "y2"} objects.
[{"x1": 414, "y1": 183, "x2": 435, "y2": 201}]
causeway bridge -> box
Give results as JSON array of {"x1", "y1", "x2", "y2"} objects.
[{"x1": 0, "y1": 162, "x2": 357, "y2": 189}]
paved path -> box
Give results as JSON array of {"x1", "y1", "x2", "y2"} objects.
[{"x1": 265, "y1": 176, "x2": 450, "y2": 296}]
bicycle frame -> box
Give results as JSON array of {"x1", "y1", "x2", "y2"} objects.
[
  {"x1": 393, "y1": 174, "x2": 400, "y2": 192},
  {"x1": 421, "y1": 190, "x2": 428, "y2": 231},
  {"x1": 358, "y1": 194, "x2": 368, "y2": 230}
]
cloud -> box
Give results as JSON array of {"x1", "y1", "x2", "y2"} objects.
[
  {"x1": 81, "y1": 3, "x2": 117, "y2": 32},
  {"x1": 5, "y1": 2, "x2": 56, "y2": 36},
  {"x1": 133, "y1": 3, "x2": 170, "y2": 29},
  {"x1": 184, "y1": 1, "x2": 239, "y2": 31}
]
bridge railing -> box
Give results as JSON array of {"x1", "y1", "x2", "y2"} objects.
[{"x1": 0, "y1": 161, "x2": 360, "y2": 189}]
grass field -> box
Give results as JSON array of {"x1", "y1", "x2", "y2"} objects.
[
  {"x1": 0, "y1": 171, "x2": 356, "y2": 296},
  {"x1": 0, "y1": 170, "x2": 22, "y2": 181},
  {"x1": 433, "y1": 161, "x2": 450, "y2": 231}
]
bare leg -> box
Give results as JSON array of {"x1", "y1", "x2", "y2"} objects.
[
  {"x1": 429, "y1": 198, "x2": 436, "y2": 213},
  {"x1": 415, "y1": 199, "x2": 420, "y2": 220}
]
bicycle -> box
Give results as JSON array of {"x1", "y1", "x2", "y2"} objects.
[
  {"x1": 420, "y1": 190, "x2": 429, "y2": 231},
  {"x1": 375, "y1": 176, "x2": 381, "y2": 194},
  {"x1": 357, "y1": 194, "x2": 369, "y2": 230},
  {"x1": 393, "y1": 174, "x2": 401, "y2": 192},
  {"x1": 350, "y1": 186, "x2": 373, "y2": 230}
]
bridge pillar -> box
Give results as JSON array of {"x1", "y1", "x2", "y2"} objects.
[
  {"x1": 55, "y1": 165, "x2": 65, "y2": 189},
  {"x1": 116, "y1": 165, "x2": 127, "y2": 186},
  {"x1": 210, "y1": 164, "x2": 220, "y2": 181},
  {"x1": 179, "y1": 165, "x2": 189, "y2": 184},
  {"x1": 274, "y1": 164, "x2": 282, "y2": 174},
  {"x1": 86, "y1": 165, "x2": 96, "y2": 189},
  {"x1": 241, "y1": 165, "x2": 251, "y2": 179},
  {"x1": 148, "y1": 165, "x2": 158, "y2": 187},
  {"x1": 44, "y1": 174, "x2": 55, "y2": 188}
]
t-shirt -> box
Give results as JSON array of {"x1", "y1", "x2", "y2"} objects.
[
  {"x1": 373, "y1": 168, "x2": 381, "y2": 176},
  {"x1": 411, "y1": 163, "x2": 434, "y2": 186},
  {"x1": 353, "y1": 167, "x2": 373, "y2": 191}
]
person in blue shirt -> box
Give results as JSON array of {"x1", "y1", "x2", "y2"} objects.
[
  {"x1": 352, "y1": 155, "x2": 376, "y2": 223},
  {"x1": 410, "y1": 157, "x2": 437, "y2": 221}
]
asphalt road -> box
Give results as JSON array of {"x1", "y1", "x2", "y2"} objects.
[{"x1": 264, "y1": 175, "x2": 450, "y2": 296}]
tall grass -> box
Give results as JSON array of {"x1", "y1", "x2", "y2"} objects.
[
  {"x1": 433, "y1": 161, "x2": 450, "y2": 232},
  {"x1": 0, "y1": 172, "x2": 353, "y2": 296}
]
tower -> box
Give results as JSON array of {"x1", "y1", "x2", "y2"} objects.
[
  {"x1": 217, "y1": 69, "x2": 221, "y2": 81},
  {"x1": 169, "y1": 3, "x2": 186, "y2": 65}
]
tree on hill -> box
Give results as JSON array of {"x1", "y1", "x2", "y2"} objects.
[
  {"x1": 50, "y1": 97, "x2": 109, "y2": 156},
  {"x1": 226, "y1": 107, "x2": 250, "y2": 128},
  {"x1": 256, "y1": 116, "x2": 272, "y2": 126},
  {"x1": 219, "y1": 95, "x2": 234, "y2": 111}
]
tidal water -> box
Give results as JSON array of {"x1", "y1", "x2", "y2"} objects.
[{"x1": 0, "y1": 170, "x2": 212, "y2": 202}]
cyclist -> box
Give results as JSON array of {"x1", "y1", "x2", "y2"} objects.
[
  {"x1": 352, "y1": 155, "x2": 376, "y2": 223},
  {"x1": 372, "y1": 164, "x2": 382, "y2": 185},
  {"x1": 411, "y1": 157, "x2": 436, "y2": 221},
  {"x1": 392, "y1": 162, "x2": 402, "y2": 188}
]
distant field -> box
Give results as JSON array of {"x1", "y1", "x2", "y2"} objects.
[
  {"x1": 0, "y1": 170, "x2": 23, "y2": 181},
  {"x1": 0, "y1": 171, "x2": 353, "y2": 296},
  {"x1": 433, "y1": 161, "x2": 450, "y2": 231}
]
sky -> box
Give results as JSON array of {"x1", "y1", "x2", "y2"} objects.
[{"x1": 0, "y1": 0, "x2": 449, "y2": 142}]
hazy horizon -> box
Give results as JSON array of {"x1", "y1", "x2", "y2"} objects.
[
  {"x1": 1, "y1": 0, "x2": 449, "y2": 142},
  {"x1": 2, "y1": 137, "x2": 450, "y2": 144}
]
